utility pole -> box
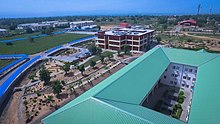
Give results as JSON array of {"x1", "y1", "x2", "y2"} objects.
[
  {"x1": 197, "y1": 4, "x2": 201, "y2": 15},
  {"x1": 209, "y1": 4, "x2": 213, "y2": 15}
]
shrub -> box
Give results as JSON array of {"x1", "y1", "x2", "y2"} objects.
[
  {"x1": 178, "y1": 97, "x2": 184, "y2": 104},
  {"x1": 179, "y1": 91, "x2": 184, "y2": 96}
]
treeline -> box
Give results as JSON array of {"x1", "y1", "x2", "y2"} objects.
[{"x1": 0, "y1": 14, "x2": 220, "y2": 29}]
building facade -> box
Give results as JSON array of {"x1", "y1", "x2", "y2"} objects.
[
  {"x1": 160, "y1": 63, "x2": 197, "y2": 91},
  {"x1": 96, "y1": 28, "x2": 155, "y2": 52},
  {"x1": 17, "y1": 23, "x2": 52, "y2": 31}
]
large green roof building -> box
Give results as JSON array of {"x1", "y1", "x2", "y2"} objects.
[{"x1": 42, "y1": 47, "x2": 220, "y2": 124}]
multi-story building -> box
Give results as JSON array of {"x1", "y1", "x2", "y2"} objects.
[
  {"x1": 96, "y1": 27, "x2": 155, "y2": 52},
  {"x1": 70, "y1": 21, "x2": 96, "y2": 29},
  {"x1": 0, "y1": 29, "x2": 8, "y2": 37}
]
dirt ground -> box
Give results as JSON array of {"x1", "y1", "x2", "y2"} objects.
[
  {"x1": 0, "y1": 92, "x2": 20, "y2": 124},
  {"x1": 0, "y1": 60, "x2": 125, "y2": 124},
  {"x1": 30, "y1": 63, "x2": 125, "y2": 124}
]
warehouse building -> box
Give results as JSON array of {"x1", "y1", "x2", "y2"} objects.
[
  {"x1": 42, "y1": 47, "x2": 220, "y2": 124},
  {"x1": 0, "y1": 29, "x2": 8, "y2": 37},
  {"x1": 70, "y1": 21, "x2": 96, "y2": 29}
]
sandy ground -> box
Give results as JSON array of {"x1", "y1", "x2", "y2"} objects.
[{"x1": 101, "y1": 25, "x2": 117, "y2": 31}]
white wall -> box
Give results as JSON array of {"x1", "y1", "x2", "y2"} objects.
[{"x1": 160, "y1": 63, "x2": 197, "y2": 91}]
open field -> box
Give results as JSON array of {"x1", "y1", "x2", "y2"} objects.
[
  {"x1": 0, "y1": 34, "x2": 90, "y2": 55},
  {"x1": 188, "y1": 33, "x2": 220, "y2": 39},
  {"x1": 0, "y1": 60, "x2": 14, "y2": 69},
  {"x1": 159, "y1": 34, "x2": 202, "y2": 43}
]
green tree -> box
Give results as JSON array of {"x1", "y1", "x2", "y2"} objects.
[
  {"x1": 156, "y1": 36, "x2": 162, "y2": 42},
  {"x1": 96, "y1": 25, "x2": 101, "y2": 30},
  {"x1": 28, "y1": 75, "x2": 35, "y2": 81},
  {"x1": 88, "y1": 45, "x2": 102, "y2": 56},
  {"x1": 100, "y1": 55, "x2": 105, "y2": 63},
  {"x1": 28, "y1": 36, "x2": 34, "y2": 43},
  {"x1": 123, "y1": 45, "x2": 130, "y2": 55},
  {"x1": 117, "y1": 50, "x2": 121, "y2": 56},
  {"x1": 52, "y1": 80, "x2": 63, "y2": 97},
  {"x1": 68, "y1": 84, "x2": 75, "y2": 94},
  {"x1": 62, "y1": 63, "x2": 71, "y2": 75},
  {"x1": 78, "y1": 65, "x2": 85, "y2": 75},
  {"x1": 90, "y1": 61, "x2": 96, "y2": 69},
  {"x1": 162, "y1": 24, "x2": 168, "y2": 30},
  {"x1": 96, "y1": 47, "x2": 102, "y2": 56},
  {"x1": 39, "y1": 66, "x2": 51, "y2": 85},
  {"x1": 26, "y1": 28, "x2": 33, "y2": 33},
  {"x1": 47, "y1": 95, "x2": 54, "y2": 103}
]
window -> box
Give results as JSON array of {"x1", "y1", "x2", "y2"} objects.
[
  {"x1": 185, "y1": 68, "x2": 188, "y2": 71},
  {"x1": 182, "y1": 84, "x2": 185, "y2": 87},
  {"x1": 170, "y1": 81, "x2": 173, "y2": 84},
  {"x1": 183, "y1": 76, "x2": 186, "y2": 79},
  {"x1": 189, "y1": 69, "x2": 193, "y2": 72},
  {"x1": 176, "y1": 66, "x2": 179, "y2": 70},
  {"x1": 186, "y1": 85, "x2": 189, "y2": 88},
  {"x1": 194, "y1": 70, "x2": 197, "y2": 73},
  {"x1": 164, "y1": 76, "x2": 167, "y2": 79},
  {"x1": 171, "y1": 74, "x2": 174, "y2": 77},
  {"x1": 187, "y1": 77, "x2": 191, "y2": 80},
  {"x1": 174, "y1": 82, "x2": 177, "y2": 85},
  {"x1": 193, "y1": 78, "x2": 196, "y2": 81},
  {"x1": 173, "y1": 66, "x2": 176, "y2": 69},
  {"x1": 175, "y1": 74, "x2": 178, "y2": 77}
]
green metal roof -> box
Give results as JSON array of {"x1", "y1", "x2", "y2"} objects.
[
  {"x1": 162, "y1": 48, "x2": 218, "y2": 67},
  {"x1": 189, "y1": 56, "x2": 220, "y2": 124},
  {"x1": 96, "y1": 48, "x2": 170, "y2": 104},
  {"x1": 42, "y1": 47, "x2": 220, "y2": 124}
]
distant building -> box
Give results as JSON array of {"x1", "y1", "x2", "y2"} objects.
[
  {"x1": 17, "y1": 23, "x2": 52, "y2": 31},
  {"x1": 178, "y1": 19, "x2": 197, "y2": 26},
  {"x1": 0, "y1": 29, "x2": 8, "y2": 37},
  {"x1": 96, "y1": 27, "x2": 155, "y2": 52},
  {"x1": 53, "y1": 22, "x2": 69, "y2": 28},
  {"x1": 119, "y1": 22, "x2": 131, "y2": 28},
  {"x1": 70, "y1": 21, "x2": 96, "y2": 29}
]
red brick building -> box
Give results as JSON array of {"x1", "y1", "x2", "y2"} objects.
[
  {"x1": 96, "y1": 28, "x2": 155, "y2": 52},
  {"x1": 178, "y1": 19, "x2": 197, "y2": 26}
]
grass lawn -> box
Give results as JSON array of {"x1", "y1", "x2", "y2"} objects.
[
  {"x1": 83, "y1": 51, "x2": 115, "y2": 67},
  {"x1": 0, "y1": 60, "x2": 14, "y2": 69},
  {"x1": 0, "y1": 33, "x2": 90, "y2": 54},
  {"x1": 0, "y1": 32, "x2": 41, "y2": 41}
]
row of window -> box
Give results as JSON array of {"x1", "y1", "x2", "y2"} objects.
[
  {"x1": 170, "y1": 81, "x2": 177, "y2": 85},
  {"x1": 172, "y1": 65, "x2": 197, "y2": 74},
  {"x1": 164, "y1": 74, "x2": 196, "y2": 82},
  {"x1": 172, "y1": 66, "x2": 180, "y2": 70},
  {"x1": 183, "y1": 76, "x2": 196, "y2": 81},
  {"x1": 170, "y1": 81, "x2": 191, "y2": 88}
]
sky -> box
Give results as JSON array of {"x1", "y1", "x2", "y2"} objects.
[{"x1": 0, "y1": 0, "x2": 220, "y2": 18}]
